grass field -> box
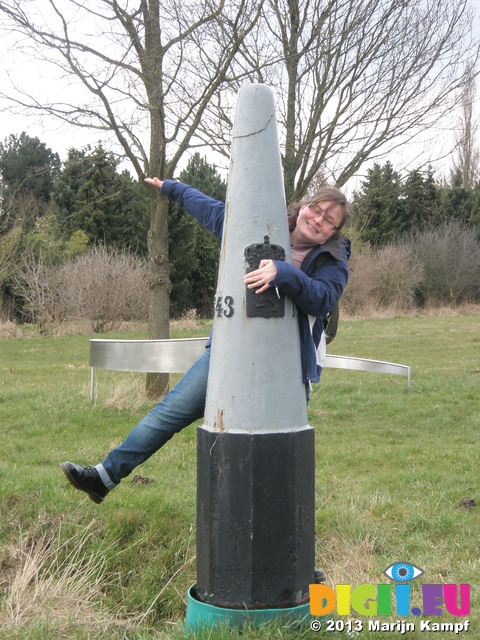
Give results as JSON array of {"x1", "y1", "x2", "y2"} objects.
[{"x1": 0, "y1": 313, "x2": 479, "y2": 639}]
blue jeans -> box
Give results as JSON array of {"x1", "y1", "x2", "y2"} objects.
[{"x1": 96, "y1": 348, "x2": 211, "y2": 488}]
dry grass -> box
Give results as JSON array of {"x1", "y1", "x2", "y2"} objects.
[
  {"x1": 317, "y1": 533, "x2": 381, "y2": 588},
  {"x1": 0, "y1": 319, "x2": 20, "y2": 339},
  {"x1": 101, "y1": 372, "x2": 153, "y2": 412},
  {"x1": 171, "y1": 308, "x2": 199, "y2": 331},
  {"x1": 0, "y1": 319, "x2": 149, "y2": 339},
  {"x1": 340, "y1": 301, "x2": 480, "y2": 320},
  {"x1": 0, "y1": 520, "x2": 125, "y2": 637}
]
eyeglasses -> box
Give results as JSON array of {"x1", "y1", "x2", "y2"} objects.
[{"x1": 307, "y1": 203, "x2": 337, "y2": 230}]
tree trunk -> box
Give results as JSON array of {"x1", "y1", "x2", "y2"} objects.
[{"x1": 146, "y1": 191, "x2": 170, "y2": 398}]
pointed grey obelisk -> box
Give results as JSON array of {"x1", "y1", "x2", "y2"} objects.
[{"x1": 193, "y1": 83, "x2": 315, "y2": 621}]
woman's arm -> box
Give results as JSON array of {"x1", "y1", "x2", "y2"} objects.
[
  {"x1": 145, "y1": 177, "x2": 225, "y2": 241},
  {"x1": 273, "y1": 258, "x2": 348, "y2": 317},
  {"x1": 243, "y1": 251, "x2": 348, "y2": 317}
]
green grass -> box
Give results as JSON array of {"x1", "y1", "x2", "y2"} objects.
[{"x1": 0, "y1": 313, "x2": 479, "y2": 639}]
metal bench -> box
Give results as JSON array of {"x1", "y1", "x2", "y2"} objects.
[{"x1": 89, "y1": 337, "x2": 411, "y2": 401}]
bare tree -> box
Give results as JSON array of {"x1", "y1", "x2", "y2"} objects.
[
  {"x1": 451, "y1": 65, "x2": 480, "y2": 189},
  {"x1": 202, "y1": 0, "x2": 479, "y2": 202},
  {"x1": 0, "y1": 0, "x2": 261, "y2": 395}
]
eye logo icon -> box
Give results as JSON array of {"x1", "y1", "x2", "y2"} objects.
[{"x1": 384, "y1": 562, "x2": 424, "y2": 582}]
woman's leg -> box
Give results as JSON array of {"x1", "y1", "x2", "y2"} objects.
[{"x1": 97, "y1": 348, "x2": 211, "y2": 486}]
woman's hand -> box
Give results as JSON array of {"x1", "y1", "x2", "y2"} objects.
[
  {"x1": 243, "y1": 259, "x2": 278, "y2": 294},
  {"x1": 144, "y1": 177, "x2": 163, "y2": 189}
]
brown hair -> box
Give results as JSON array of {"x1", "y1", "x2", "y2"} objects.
[{"x1": 288, "y1": 186, "x2": 352, "y2": 237}]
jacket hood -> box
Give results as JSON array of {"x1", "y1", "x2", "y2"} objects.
[{"x1": 318, "y1": 235, "x2": 351, "y2": 262}]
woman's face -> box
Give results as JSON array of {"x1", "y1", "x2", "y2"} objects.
[{"x1": 290, "y1": 200, "x2": 343, "y2": 245}]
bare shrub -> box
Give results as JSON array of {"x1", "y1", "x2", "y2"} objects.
[
  {"x1": 342, "y1": 238, "x2": 438, "y2": 316},
  {"x1": 412, "y1": 221, "x2": 480, "y2": 306},
  {"x1": 341, "y1": 246, "x2": 378, "y2": 316},
  {"x1": 12, "y1": 255, "x2": 64, "y2": 329},
  {"x1": 372, "y1": 243, "x2": 423, "y2": 310},
  {"x1": 0, "y1": 225, "x2": 22, "y2": 290},
  {"x1": 57, "y1": 246, "x2": 149, "y2": 332}
]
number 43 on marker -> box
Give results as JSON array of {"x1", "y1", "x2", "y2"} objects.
[{"x1": 214, "y1": 295, "x2": 234, "y2": 318}]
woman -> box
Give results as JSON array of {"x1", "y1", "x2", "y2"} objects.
[{"x1": 60, "y1": 177, "x2": 352, "y2": 504}]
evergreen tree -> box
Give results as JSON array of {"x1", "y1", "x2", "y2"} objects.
[
  {"x1": 0, "y1": 132, "x2": 60, "y2": 232},
  {"x1": 353, "y1": 162, "x2": 403, "y2": 246},
  {"x1": 441, "y1": 169, "x2": 477, "y2": 225},
  {"x1": 401, "y1": 166, "x2": 440, "y2": 232},
  {"x1": 52, "y1": 145, "x2": 149, "y2": 252},
  {"x1": 51, "y1": 148, "x2": 86, "y2": 237},
  {"x1": 470, "y1": 183, "x2": 480, "y2": 233}
]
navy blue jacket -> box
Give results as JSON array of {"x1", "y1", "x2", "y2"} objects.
[{"x1": 161, "y1": 179, "x2": 350, "y2": 384}]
